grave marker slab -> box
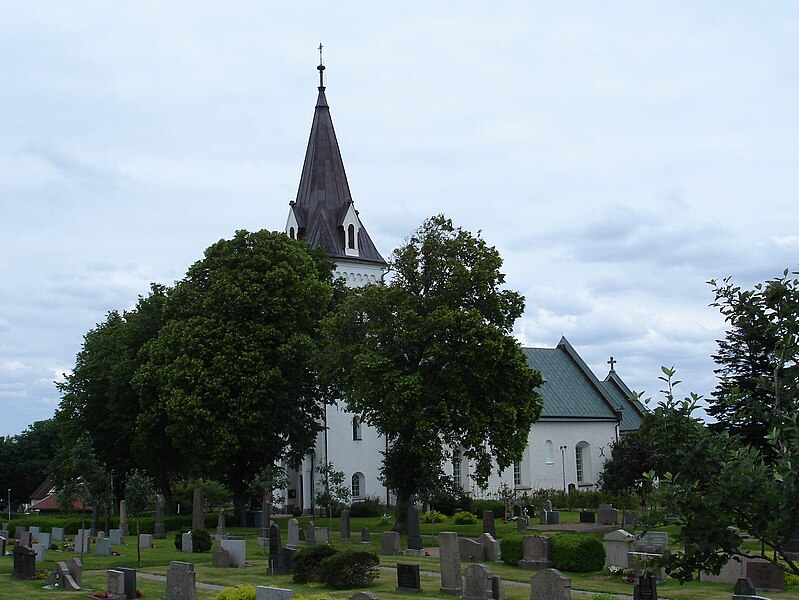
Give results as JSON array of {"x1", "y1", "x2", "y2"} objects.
[
  {"x1": 604, "y1": 529, "x2": 635, "y2": 569},
  {"x1": 162, "y1": 561, "x2": 196, "y2": 600},
  {"x1": 182, "y1": 532, "x2": 193, "y2": 553},
  {"x1": 315, "y1": 526, "x2": 330, "y2": 544},
  {"x1": 216, "y1": 509, "x2": 226, "y2": 539},
  {"x1": 287, "y1": 518, "x2": 299, "y2": 548},
  {"x1": 734, "y1": 578, "x2": 757, "y2": 596},
  {"x1": 110, "y1": 528, "x2": 123, "y2": 545},
  {"x1": 67, "y1": 557, "x2": 83, "y2": 586},
  {"x1": 305, "y1": 521, "x2": 316, "y2": 546},
  {"x1": 341, "y1": 509, "x2": 351, "y2": 542},
  {"x1": 139, "y1": 533, "x2": 153, "y2": 549},
  {"x1": 349, "y1": 593, "x2": 380, "y2": 600},
  {"x1": 52, "y1": 526, "x2": 65, "y2": 541},
  {"x1": 0, "y1": 536, "x2": 6, "y2": 557},
  {"x1": 154, "y1": 497, "x2": 166, "y2": 539},
  {"x1": 579, "y1": 511, "x2": 596, "y2": 523},
  {"x1": 19, "y1": 530, "x2": 32, "y2": 547},
  {"x1": 517, "y1": 516, "x2": 529, "y2": 531},
  {"x1": 598, "y1": 506, "x2": 619, "y2": 525},
  {"x1": 46, "y1": 561, "x2": 81, "y2": 591},
  {"x1": 269, "y1": 522, "x2": 290, "y2": 574},
  {"x1": 0, "y1": 529, "x2": 7, "y2": 541},
  {"x1": 479, "y1": 533, "x2": 500, "y2": 562},
  {"x1": 546, "y1": 511, "x2": 561, "y2": 525},
  {"x1": 459, "y1": 537, "x2": 483, "y2": 562},
  {"x1": 96, "y1": 538, "x2": 112, "y2": 556},
  {"x1": 361, "y1": 527, "x2": 371, "y2": 544},
  {"x1": 519, "y1": 535, "x2": 552, "y2": 570},
  {"x1": 633, "y1": 572, "x2": 657, "y2": 600},
  {"x1": 255, "y1": 586, "x2": 294, "y2": 600},
  {"x1": 106, "y1": 569, "x2": 127, "y2": 600},
  {"x1": 439, "y1": 531, "x2": 462, "y2": 595},
  {"x1": 221, "y1": 538, "x2": 246, "y2": 567},
  {"x1": 381, "y1": 531, "x2": 401, "y2": 555},
  {"x1": 29, "y1": 526, "x2": 41, "y2": 536},
  {"x1": 462, "y1": 564, "x2": 493, "y2": 600},
  {"x1": 745, "y1": 560, "x2": 785, "y2": 591},
  {"x1": 396, "y1": 562, "x2": 422, "y2": 593},
  {"x1": 492, "y1": 575, "x2": 506, "y2": 600},
  {"x1": 482, "y1": 510, "x2": 496, "y2": 537},
  {"x1": 212, "y1": 545, "x2": 230, "y2": 567},
  {"x1": 529, "y1": 568, "x2": 571, "y2": 600},
  {"x1": 33, "y1": 542, "x2": 47, "y2": 562},
  {"x1": 407, "y1": 505, "x2": 423, "y2": 551},
  {"x1": 192, "y1": 488, "x2": 204, "y2": 531},
  {"x1": 119, "y1": 500, "x2": 128, "y2": 536},
  {"x1": 117, "y1": 566, "x2": 137, "y2": 599},
  {"x1": 12, "y1": 545, "x2": 36, "y2": 579}
]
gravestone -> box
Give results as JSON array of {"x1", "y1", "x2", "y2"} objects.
[
  {"x1": 439, "y1": 531, "x2": 462, "y2": 595},
  {"x1": 407, "y1": 505, "x2": 423, "y2": 551},
  {"x1": 216, "y1": 509, "x2": 226, "y2": 539},
  {"x1": 349, "y1": 593, "x2": 380, "y2": 600},
  {"x1": 598, "y1": 505, "x2": 619, "y2": 525},
  {"x1": 106, "y1": 569, "x2": 127, "y2": 600},
  {"x1": 482, "y1": 510, "x2": 496, "y2": 537},
  {"x1": 543, "y1": 500, "x2": 553, "y2": 512},
  {"x1": 255, "y1": 587, "x2": 294, "y2": 600},
  {"x1": 529, "y1": 568, "x2": 571, "y2": 600},
  {"x1": 269, "y1": 522, "x2": 290, "y2": 574},
  {"x1": 67, "y1": 557, "x2": 83, "y2": 586},
  {"x1": 139, "y1": 533, "x2": 153, "y2": 549},
  {"x1": 700, "y1": 556, "x2": 747, "y2": 584},
  {"x1": 361, "y1": 527, "x2": 371, "y2": 544},
  {"x1": 33, "y1": 542, "x2": 47, "y2": 562},
  {"x1": 604, "y1": 529, "x2": 635, "y2": 568},
  {"x1": 0, "y1": 535, "x2": 6, "y2": 557},
  {"x1": 745, "y1": 560, "x2": 785, "y2": 591},
  {"x1": 29, "y1": 525, "x2": 41, "y2": 536},
  {"x1": 463, "y1": 564, "x2": 493, "y2": 600},
  {"x1": 381, "y1": 531, "x2": 401, "y2": 555},
  {"x1": 35, "y1": 530, "x2": 50, "y2": 546},
  {"x1": 154, "y1": 497, "x2": 166, "y2": 539},
  {"x1": 546, "y1": 511, "x2": 561, "y2": 525},
  {"x1": 162, "y1": 561, "x2": 196, "y2": 600},
  {"x1": 182, "y1": 531, "x2": 193, "y2": 553},
  {"x1": 98, "y1": 530, "x2": 106, "y2": 540},
  {"x1": 96, "y1": 537, "x2": 112, "y2": 556},
  {"x1": 633, "y1": 572, "x2": 657, "y2": 600},
  {"x1": 12, "y1": 544, "x2": 36, "y2": 579},
  {"x1": 459, "y1": 537, "x2": 483, "y2": 561},
  {"x1": 212, "y1": 545, "x2": 230, "y2": 567},
  {"x1": 396, "y1": 562, "x2": 422, "y2": 593},
  {"x1": 119, "y1": 499, "x2": 128, "y2": 536},
  {"x1": 45, "y1": 561, "x2": 81, "y2": 590},
  {"x1": 51, "y1": 526, "x2": 64, "y2": 542},
  {"x1": 221, "y1": 537, "x2": 246, "y2": 567},
  {"x1": 110, "y1": 528, "x2": 123, "y2": 545},
  {"x1": 305, "y1": 520, "x2": 316, "y2": 546},
  {"x1": 192, "y1": 488, "x2": 204, "y2": 531},
  {"x1": 19, "y1": 530, "x2": 32, "y2": 547},
  {"x1": 117, "y1": 566, "x2": 137, "y2": 599},
  {"x1": 286, "y1": 518, "x2": 299, "y2": 548},
  {"x1": 15, "y1": 526, "x2": 25, "y2": 540},
  {"x1": 579, "y1": 511, "x2": 596, "y2": 523},
  {"x1": 315, "y1": 526, "x2": 330, "y2": 544},
  {"x1": 0, "y1": 529, "x2": 7, "y2": 541},
  {"x1": 517, "y1": 516, "x2": 529, "y2": 531},
  {"x1": 492, "y1": 575, "x2": 506, "y2": 600},
  {"x1": 341, "y1": 509, "x2": 351, "y2": 543},
  {"x1": 479, "y1": 533, "x2": 500, "y2": 562},
  {"x1": 75, "y1": 530, "x2": 90, "y2": 553},
  {"x1": 634, "y1": 531, "x2": 668, "y2": 554},
  {"x1": 519, "y1": 535, "x2": 552, "y2": 570},
  {"x1": 734, "y1": 577, "x2": 757, "y2": 596},
  {"x1": 539, "y1": 510, "x2": 549, "y2": 525}
]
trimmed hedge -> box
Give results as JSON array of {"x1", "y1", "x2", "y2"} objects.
[
  {"x1": 292, "y1": 544, "x2": 338, "y2": 583},
  {"x1": 500, "y1": 534, "x2": 525, "y2": 566},
  {"x1": 349, "y1": 496, "x2": 386, "y2": 518},
  {"x1": 551, "y1": 533, "x2": 605, "y2": 572},
  {"x1": 318, "y1": 550, "x2": 380, "y2": 589},
  {"x1": 173, "y1": 529, "x2": 212, "y2": 553},
  {"x1": 7, "y1": 512, "x2": 220, "y2": 535},
  {"x1": 471, "y1": 499, "x2": 505, "y2": 518},
  {"x1": 453, "y1": 511, "x2": 478, "y2": 525}
]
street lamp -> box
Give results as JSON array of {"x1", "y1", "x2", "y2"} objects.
[{"x1": 559, "y1": 446, "x2": 567, "y2": 493}]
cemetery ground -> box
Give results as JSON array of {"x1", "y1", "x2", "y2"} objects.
[{"x1": 2, "y1": 513, "x2": 798, "y2": 600}]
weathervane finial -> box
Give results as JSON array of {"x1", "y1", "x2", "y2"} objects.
[{"x1": 317, "y1": 43, "x2": 325, "y2": 88}]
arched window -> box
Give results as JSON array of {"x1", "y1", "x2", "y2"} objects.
[
  {"x1": 347, "y1": 224, "x2": 356, "y2": 249},
  {"x1": 575, "y1": 441, "x2": 591, "y2": 483},
  {"x1": 545, "y1": 440, "x2": 554, "y2": 464},
  {"x1": 289, "y1": 227, "x2": 295, "y2": 239},
  {"x1": 352, "y1": 416, "x2": 362, "y2": 441},
  {"x1": 352, "y1": 472, "x2": 365, "y2": 499},
  {"x1": 453, "y1": 449, "x2": 462, "y2": 489}
]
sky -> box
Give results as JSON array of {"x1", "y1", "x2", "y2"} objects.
[{"x1": 1, "y1": 2, "x2": 798, "y2": 436}]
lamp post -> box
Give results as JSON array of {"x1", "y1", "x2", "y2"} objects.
[
  {"x1": 7, "y1": 488, "x2": 11, "y2": 521},
  {"x1": 560, "y1": 446, "x2": 567, "y2": 493}
]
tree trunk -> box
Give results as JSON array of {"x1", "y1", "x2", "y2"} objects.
[
  {"x1": 234, "y1": 494, "x2": 247, "y2": 527},
  {"x1": 104, "y1": 504, "x2": 110, "y2": 534},
  {"x1": 393, "y1": 489, "x2": 411, "y2": 534}
]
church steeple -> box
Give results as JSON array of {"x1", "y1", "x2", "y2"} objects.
[{"x1": 286, "y1": 53, "x2": 386, "y2": 280}]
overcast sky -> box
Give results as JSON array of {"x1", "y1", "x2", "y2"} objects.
[{"x1": 2, "y1": 3, "x2": 797, "y2": 436}]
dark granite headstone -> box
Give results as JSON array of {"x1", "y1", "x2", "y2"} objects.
[
  {"x1": 579, "y1": 511, "x2": 596, "y2": 523},
  {"x1": 745, "y1": 560, "x2": 785, "y2": 591},
  {"x1": 12, "y1": 544, "x2": 36, "y2": 579},
  {"x1": 154, "y1": 497, "x2": 166, "y2": 539},
  {"x1": 397, "y1": 562, "x2": 422, "y2": 593},
  {"x1": 268, "y1": 522, "x2": 289, "y2": 574},
  {"x1": 482, "y1": 510, "x2": 496, "y2": 537},
  {"x1": 634, "y1": 573, "x2": 658, "y2": 600},
  {"x1": 733, "y1": 577, "x2": 756, "y2": 596},
  {"x1": 117, "y1": 566, "x2": 137, "y2": 599},
  {"x1": 407, "y1": 505, "x2": 423, "y2": 550}
]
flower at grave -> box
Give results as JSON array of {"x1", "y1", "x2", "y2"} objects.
[{"x1": 136, "y1": 590, "x2": 143, "y2": 598}]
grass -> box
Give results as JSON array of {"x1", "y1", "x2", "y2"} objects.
[{"x1": 2, "y1": 515, "x2": 798, "y2": 600}]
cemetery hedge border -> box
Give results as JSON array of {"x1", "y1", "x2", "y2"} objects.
[
  {"x1": 550, "y1": 532, "x2": 605, "y2": 572},
  {"x1": 318, "y1": 549, "x2": 381, "y2": 588},
  {"x1": 500, "y1": 533, "x2": 525, "y2": 566},
  {"x1": 292, "y1": 543, "x2": 338, "y2": 583},
  {"x1": 6, "y1": 512, "x2": 218, "y2": 534}
]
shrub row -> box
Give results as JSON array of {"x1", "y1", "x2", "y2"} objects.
[
  {"x1": 173, "y1": 529, "x2": 212, "y2": 553},
  {"x1": 500, "y1": 533, "x2": 605, "y2": 572},
  {"x1": 6, "y1": 512, "x2": 220, "y2": 535},
  {"x1": 292, "y1": 544, "x2": 379, "y2": 588}
]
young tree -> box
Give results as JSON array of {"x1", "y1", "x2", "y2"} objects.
[
  {"x1": 597, "y1": 427, "x2": 657, "y2": 507},
  {"x1": 134, "y1": 230, "x2": 338, "y2": 522},
  {"x1": 314, "y1": 462, "x2": 351, "y2": 536},
  {"x1": 124, "y1": 469, "x2": 156, "y2": 568},
  {"x1": 319, "y1": 215, "x2": 544, "y2": 531}
]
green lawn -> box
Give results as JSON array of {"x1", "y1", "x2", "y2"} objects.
[{"x1": 1, "y1": 515, "x2": 798, "y2": 600}]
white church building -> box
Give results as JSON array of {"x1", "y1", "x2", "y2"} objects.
[{"x1": 281, "y1": 62, "x2": 646, "y2": 514}]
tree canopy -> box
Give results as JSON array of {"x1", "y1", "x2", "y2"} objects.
[{"x1": 319, "y1": 215, "x2": 544, "y2": 530}]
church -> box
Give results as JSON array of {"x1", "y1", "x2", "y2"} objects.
[{"x1": 280, "y1": 60, "x2": 646, "y2": 514}]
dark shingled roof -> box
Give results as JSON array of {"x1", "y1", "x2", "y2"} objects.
[
  {"x1": 522, "y1": 337, "x2": 631, "y2": 423},
  {"x1": 290, "y1": 81, "x2": 386, "y2": 266}
]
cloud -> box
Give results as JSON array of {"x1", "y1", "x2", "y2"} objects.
[{"x1": 20, "y1": 142, "x2": 126, "y2": 190}]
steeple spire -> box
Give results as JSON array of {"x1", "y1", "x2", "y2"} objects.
[{"x1": 318, "y1": 43, "x2": 325, "y2": 89}]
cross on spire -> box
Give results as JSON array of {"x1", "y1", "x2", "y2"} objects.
[
  {"x1": 317, "y1": 43, "x2": 325, "y2": 88},
  {"x1": 608, "y1": 356, "x2": 617, "y2": 371}
]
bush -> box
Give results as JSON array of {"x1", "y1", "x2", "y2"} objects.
[
  {"x1": 500, "y1": 534, "x2": 525, "y2": 566},
  {"x1": 318, "y1": 550, "x2": 380, "y2": 589},
  {"x1": 551, "y1": 533, "x2": 605, "y2": 572},
  {"x1": 173, "y1": 529, "x2": 212, "y2": 553},
  {"x1": 453, "y1": 511, "x2": 477, "y2": 525},
  {"x1": 213, "y1": 585, "x2": 256, "y2": 600},
  {"x1": 292, "y1": 544, "x2": 338, "y2": 583},
  {"x1": 349, "y1": 496, "x2": 386, "y2": 518},
  {"x1": 421, "y1": 510, "x2": 447, "y2": 524},
  {"x1": 471, "y1": 499, "x2": 505, "y2": 518}
]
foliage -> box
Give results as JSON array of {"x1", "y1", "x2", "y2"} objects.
[
  {"x1": 124, "y1": 469, "x2": 156, "y2": 518},
  {"x1": 172, "y1": 479, "x2": 232, "y2": 511},
  {"x1": 213, "y1": 586, "x2": 256, "y2": 600},
  {"x1": 0, "y1": 419, "x2": 63, "y2": 509},
  {"x1": 174, "y1": 529, "x2": 212, "y2": 552},
  {"x1": 707, "y1": 273, "x2": 799, "y2": 454},
  {"x1": 597, "y1": 428, "x2": 658, "y2": 506},
  {"x1": 349, "y1": 496, "x2": 386, "y2": 518},
  {"x1": 550, "y1": 533, "x2": 605, "y2": 572},
  {"x1": 317, "y1": 549, "x2": 380, "y2": 589},
  {"x1": 247, "y1": 464, "x2": 289, "y2": 506},
  {"x1": 420, "y1": 510, "x2": 447, "y2": 524},
  {"x1": 133, "y1": 230, "x2": 338, "y2": 515},
  {"x1": 428, "y1": 475, "x2": 472, "y2": 516},
  {"x1": 53, "y1": 434, "x2": 112, "y2": 516},
  {"x1": 314, "y1": 462, "x2": 351, "y2": 518},
  {"x1": 292, "y1": 544, "x2": 338, "y2": 583},
  {"x1": 453, "y1": 510, "x2": 478, "y2": 525},
  {"x1": 472, "y1": 499, "x2": 505, "y2": 519},
  {"x1": 500, "y1": 534, "x2": 525, "y2": 566},
  {"x1": 320, "y1": 215, "x2": 544, "y2": 531}
]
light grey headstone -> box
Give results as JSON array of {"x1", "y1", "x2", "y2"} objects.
[
  {"x1": 75, "y1": 531, "x2": 90, "y2": 553},
  {"x1": 480, "y1": 533, "x2": 500, "y2": 562},
  {"x1": 19, "y1": 530, "x2": 33, "y2": 547},
  {"x1": 634, "y1": 531, "x2": 668, "y2": 554},
  {"x1": 604, "y1": 529, "x2": 635, "y2": 569},
  {"x1": 305, "y1": 520, "x2": 316, "y2": 546},
  {"x1": 341, "y1": 509, "x2": 351, "y2": 541},
  {"x1": 316, "y1": 526, "x2": 330, "y2": 543},
  {"x1": 97, "y1": 530, "x2": 106, "y2": 540},
  {"x1": 546, "y1": 511, "x2": 561, "y2": 525},
  {"x1": 119, "y1": 500, "x2": 128, "y2": 536},
  {"x1": 361, "y1": 527, "x2": 371, "y2": 544},
  {"x1": 286, "y1": 518, "x2": 299, "y2": 548},
  {"x1": 255, "y1": 586, "x2": 294, "y2": 600},
  {"x1": 221, "y1": 538, "x2": 246, "y2": 567},
  {"x1": 529, "y1": 568, "x2": 571, "y2": 600},
  {"x1": 182, "y1": 531, "x2": 193, "y2": 553},
  {"x1": 598, "y1": 506, "x2": 619, "y2": 525},
  {"x1": 439, "y1": 531, "x2": 462, "y2": 595},
  {"x1": 212, "y1": 545, "x2": 230, "y2": 567},
  {"x1": 96, "y1": 538, "x2": 112, "y2": 556},
  {"x1": 700, "y1": 555, "x2": 747, "y2": 584},
  {"x1": 216, "y1": 509, "x2": 226, "y2": 538},
  {"x1": 138, "y1": 533, "x2": 152, "y2": 549},
  {"x1": 380, "y1": 531, "x2": 401, "y2": 555},
  {"x1": 463, "y1": 564, "x2": 493, "y2": 600},
  {"x1": 543, "y1": 500, "x2": 553, "y2": 512},
  {"x1": 67, "y1": 557, "x2": 83, "y2": 586},
  {"x1": 15, "y1": 526, "x2": 25, "y2": 540},
  {"x1": 162, "y1": 561, "x2": 196, "y2": 600},
  {"x1": 49, "y1": 561, "x2": 81, "y2": 590},
  {"x1": 517, "y1": 516, "x2": 528, "y2": 531},
  {"x1": 192, "y1": 488, "x2": 204, "y2": 531},
  {"x1": 36, "y1": 531, "x2": 51, "y2": 547},
  {"x1": 33, "y1": 542, "x2": 47, "y2": 563},
  {"x1": 29, "y1": 526, "x2": 41, "y2": 536},
  {"x1": 106, "y1": 569, "x2": 127, "y2": 600},
  {"x1": 459, "y1": 537, "x2": 483, "y2": 562},
  {"x1": 349, "y1": 593, "x2": 380, "y2": 600},
  {"x1": 51, "y1": 527, "x2": 65, "y2": 542},
  {"x1": 539, "y1": 510, "x2": 549, "y2": 525},
  {"x1": 109, "y1": 528, "x2": 122, "y2": 545},
  {"x1": 519, "y1": 535, "x2": 552, "y2": 570}
]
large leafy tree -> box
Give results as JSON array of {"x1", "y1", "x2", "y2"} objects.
[
  {"x1": 0, "y1": 419, "x2": 63, "y2": 510},
  {"x1": 597, "y1": 426, "x2": 657, "y2": 506},
  {"x1": 319, "y1": 215, "x2": 544, "y2": 531},
  {"x1": 644, "y1": 270, "x2": 799, "y2": 581},
  {"x1": 134, "y1": 230, "x2": 337, "y2": 520}
]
